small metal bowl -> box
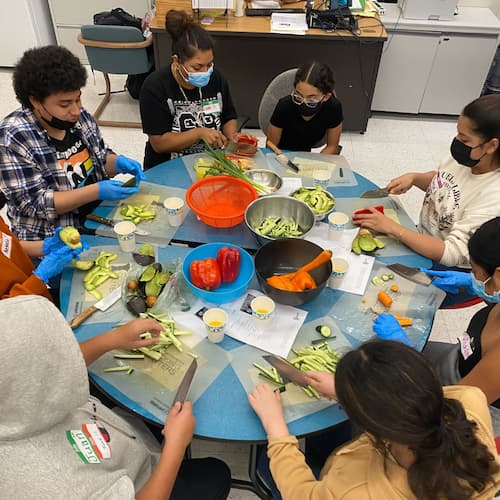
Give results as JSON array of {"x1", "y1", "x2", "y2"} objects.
[{"x1": 246, "y1": 169, "x2": 283, "y2": 195}]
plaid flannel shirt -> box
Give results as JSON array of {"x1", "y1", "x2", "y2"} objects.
[{"x1": 0, "y1": 107, "x2": 113, "y2": 240}]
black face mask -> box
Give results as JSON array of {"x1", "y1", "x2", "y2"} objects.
[
  {"x1": 298, "y1": 101, "x2": 323, "y2": 117},
  {"x1": 41, "y1": 105, "x2": 78, "y2": 131},
  {"x1": 450, "y1": 137, "x2": 486, "y2": 168}
]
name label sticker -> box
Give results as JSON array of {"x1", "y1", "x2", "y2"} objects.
[
  {"x1": 66, "y1": 429, "x2": 101, "y2": 464},
  {"x1": 458, "y1": 332, "x2": 473, "y2": 360},
  {"x1": 1, "y1": 232, "x2": 12, "y2": 259}
]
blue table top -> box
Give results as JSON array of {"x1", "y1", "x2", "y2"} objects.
[{"x1": 71, "y1": 152, "x2": 433, "y2": 442}]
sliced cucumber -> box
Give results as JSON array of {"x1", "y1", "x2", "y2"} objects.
[{"x1": 315, "y1": 324, "x2": 332, "y2": 338}]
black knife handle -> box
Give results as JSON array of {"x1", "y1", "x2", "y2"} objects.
[{"x1": 86, "y1": 214, "x2": 114, "y2": 227}]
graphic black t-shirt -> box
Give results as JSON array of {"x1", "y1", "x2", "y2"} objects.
[
  {"x1": 270, "y1": 95, "x2": 343, "y2": 151},
  {"x1": 140, "y1": 65, "x2": 237, "y2": 169},
  {"x1": 51, "y1": 130, "x2": 99, "y2": 223}
]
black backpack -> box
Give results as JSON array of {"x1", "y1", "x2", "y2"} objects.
[
  {"x1": 93, "y1": 8, "x2": 142, "y2": 31},
  {"x1": 93, "y1": 7, "x2": 154, "y2": 99}
]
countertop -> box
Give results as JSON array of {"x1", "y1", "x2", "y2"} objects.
[{"x1": 379, "y1": 4, "x2": 500, "y2": 35}]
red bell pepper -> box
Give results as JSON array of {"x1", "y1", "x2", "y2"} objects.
[
  {"x1": 216, "y1": 247, "x2": 241, "y2": 283},
  {"x1": 189, "y1": 258, "x2": 222, "y2": 291},
  {"x1": 353, "y1": 205, "x2": 385, "y2": 217}
]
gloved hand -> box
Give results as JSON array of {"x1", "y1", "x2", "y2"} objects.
[
  {"x1": 115, "y1": 155, "x2": 146, "y2": 185},
  {"x1": 33, "y1": 245, "x2": 83, "y2": 284},
  {"x1": 419, "y1": 268, "x2": 472, "y2": 294},
  {"x1": 373, "y1": 313, "x2": 414, "y2": 347},
  {"x1": 42, "y1": 227, "x2": 89, "y2": 255},
  {"x1": 97, "y1": 180, "x2": 138, "y2": 201}
]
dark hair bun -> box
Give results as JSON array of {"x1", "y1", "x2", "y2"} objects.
[{"x1": 166, "y1": 9, "x2": 195, "y2": 41}]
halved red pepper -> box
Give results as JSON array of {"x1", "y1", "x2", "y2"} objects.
[
  {"x1": 216, "y1": 246, "x2": 241, "y2": 283},
  {"x1": 190, "y1": 258, "x2": 221, "y2": 291},
  {"x1": 353, "y1": 205, "x2": 385, "y2": 217}
]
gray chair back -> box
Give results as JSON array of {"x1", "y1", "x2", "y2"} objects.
[{"x1": 80, "y1": 25, "x2": 153, "y2": 75}]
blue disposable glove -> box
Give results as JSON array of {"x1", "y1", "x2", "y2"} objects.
[
  {"x1": 115, "y1": 155, "x2": 146, "y2": 185},
  {"x1": 33, "y1": 245, "x2": 83, "y2": 284},
  {"x1": 42, "y1": 227, "x2": 65, "y2": 255},
  {"x1": 97, "y1": 180, "x2": 139, "y2": 200},
  {"x1": 373, "y1": 313, "x2": 414, "y2": 347},
  {"x1": 43, "y1": 227, "x2": 89, "y2": 255},
  {"x1": 419, "y1": 268, "x2": 472, "y2": 294}
]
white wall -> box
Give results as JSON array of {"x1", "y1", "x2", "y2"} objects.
[{"x1": 458, "y1": 0, "x2": 500, "y2": 17}]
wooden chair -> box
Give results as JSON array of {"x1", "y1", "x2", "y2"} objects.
[{"x1": 78, "y1": 25, "x2": 154, "y2": 128}]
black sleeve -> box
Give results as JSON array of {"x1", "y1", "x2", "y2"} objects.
[
  {"x1": 324, "y1": 97, "x2": 343, "y2": 129},
  {"x1": 139, "y1": 72, "x2": 174, "y2": 136},
  {"x1": 269, "y1": 98, "x2": 289, "y2": 129},
  {"x1": 220, "y1": 77, "x2": 237, "y2": 125}
]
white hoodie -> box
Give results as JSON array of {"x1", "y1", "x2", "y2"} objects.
[{"x1": 0, "y1": 295, "x2": 157, "y2": 499}]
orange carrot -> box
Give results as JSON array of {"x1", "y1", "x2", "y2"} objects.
[
  {"x1": 395, "y1": 315, "x2": 413, "y2": 327},
  {"x1": 390, "y1": 284, "x2": 399, "y2": 292},
  {"x1": 291, "y1": 271, "x2": 317, "y2": 291},
  {"x1": 377, "y1": 290, "x2": 393, "y2": 308}
]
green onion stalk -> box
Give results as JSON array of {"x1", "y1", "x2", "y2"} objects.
[{"x1": 202, "y1": 142, "x2": 272, "y2": 195}]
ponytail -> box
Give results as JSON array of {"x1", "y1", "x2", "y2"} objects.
[
  {"x1": 165, "y1": 9, "x2": 214, "y2": 62},
  {"x1": 407, "y1": 398, "x2": 498, "y2": 500}
]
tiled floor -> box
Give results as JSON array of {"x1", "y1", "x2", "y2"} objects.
[{"x1": 0, "y1": 67, "x2": 482, "y2": 499}]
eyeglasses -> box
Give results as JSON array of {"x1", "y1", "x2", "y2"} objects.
[{"x1": 291, "y1": 91, "x2": 324, "y2": 108}]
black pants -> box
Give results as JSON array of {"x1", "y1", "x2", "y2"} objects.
[{"x1": 171, "y1": 457, "x2": 232, "y2": 500}]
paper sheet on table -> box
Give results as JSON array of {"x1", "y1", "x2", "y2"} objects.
[
  {"x1": 307, "y1": 223, "x2": 375, "y2": 295},
  {"x1": 231, "y1": 317, "x2": 354, "y2": 424},
  {"x1": 173, "y1": 289, "x2": 307, "y2": 357},
  {"x1": 251, "y1": 0, "x2": 280, "y2": 7},
  {"x1": 273, "y1": 177, "x2": 303, "y2": 196},
  {"x1": 271, "y1": 13, "x2": 308, "y2": 34}
]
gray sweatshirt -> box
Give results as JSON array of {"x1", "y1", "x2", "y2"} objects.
[{"x1": 0, "y1": 295, "x2": 158, "y2": 499}]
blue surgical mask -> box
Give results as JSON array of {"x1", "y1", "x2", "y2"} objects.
[
  {"x1": 182, "y1": 65, "x2": 213, "y2": 88},
  {"x1": 470, "y1": 273, "x2": 500, "y2": 303}
]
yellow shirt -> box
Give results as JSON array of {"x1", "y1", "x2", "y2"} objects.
[{"x1": 267, "y1": 386, "x2": 500, "y2": 499}]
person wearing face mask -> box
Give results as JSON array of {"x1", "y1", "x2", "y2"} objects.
[
  {"x1": 139, "y1": 10, "x2": 238, "y2": 170},
  {"x1": 0, "y1": 46, "x2": 145, "y2": 258},
  {"x1": 353, "y1": 94, "x2": 500, "y2": 269},
  {"x1": 266, "y1": 61, "x2": 343, "y2": 154},
  {"x1": 374, "y1": 217, "x2": 500, "y2": 412}
]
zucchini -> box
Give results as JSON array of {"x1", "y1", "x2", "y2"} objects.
[{"x1": 315, "y1": 324, "x2": 332, "y2": 338}]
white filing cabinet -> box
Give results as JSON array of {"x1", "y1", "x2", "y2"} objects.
[
  {"x1": 372, "y1": 5, "x2": 500, "y2": 115},
  {"x1": 48, "y1": 0, "x2": 153, "y2": 61}
]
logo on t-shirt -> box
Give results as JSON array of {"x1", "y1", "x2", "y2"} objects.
[{"x1": 54, "y1": 135, "x2": 95, "y2": 188}]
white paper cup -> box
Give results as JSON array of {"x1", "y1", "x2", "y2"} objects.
[
  {"x1": 163, "y1": 197, "x2": 185, "y2": 227},
  {"x1": 250, "y1": 296, "x2": 275, "y2": 322},
  {"x1": 113, "y1": 221, "x2": 136, "y2": 252},
  {"x1": 203, "y1": 308, "x2": 227, "y2": 343},
  {"x1": 330, "y1": 257, "x2": 349, "y2": 279},
  {"x1": 328, "y1": 212, "x2": 349, "y2": 240},
  {"x1": 313, "y1": 169, "x2": 330, "y2": 189}
]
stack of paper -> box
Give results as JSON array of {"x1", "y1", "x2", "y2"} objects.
[
  {"x1": 251, "y1": 0, "x2": 280, "y2": 7},
  {"x1": 271, "y1": 13, "x2": 308, "y2": 35}
]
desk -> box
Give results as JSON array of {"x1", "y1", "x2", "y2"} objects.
[{"x1": 150, "y1": 1, "x2": 387, "y2": 132}]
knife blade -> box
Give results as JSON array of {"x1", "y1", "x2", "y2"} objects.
[
  {"x1": 267, "y1": 141, "x2": 300, "y2": 173},
  {"x1": 70, "y1": 286, "x2": 122, "y2": 328},
  {"x1": 86, "y1": 214, "x2": 150, "y2": 236},
  {"x1": 387, "y1": 263, "x2": 432, "y2": 286},
  {"x1": 174, "y1": 358, "x2": 197, "y2": 404},
  {"x1": 263, "y1": 355, "x2": 310, "y2": 388},
  {"x1": 360, "y1": 187, "x2": 390, "y2": 199}
]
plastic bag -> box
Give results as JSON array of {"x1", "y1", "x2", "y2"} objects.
[{"x1": 122, "y1": 259, "x2": 194, "y2": 317}]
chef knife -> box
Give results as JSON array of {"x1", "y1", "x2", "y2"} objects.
[
  {"x1": 360, "y1": 187, "x2": 391, "y2": 199},
  {"x1": 70, "y1": 286, "x2": 122, "y2": 328},
  {"x1": 86, "y1": 214, "x2": 149, "y2": 236},
  {"x1": 263, "y1": 355, "x2": 310, "y2": 388},
  {"x1": 387, "y1": 263, "x2": 432, "y2": 286},
  {"x1": 267, "y1": 141, "x2": 300, "y2": 173},
  {"x1": 174, "y1": 358, "x2": 198, "y2": 404}
]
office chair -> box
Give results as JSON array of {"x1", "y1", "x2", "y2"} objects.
[
  {"x1": 257, "y1": 68, "x2": 342, "y2": 153},
  {"x1": 78, "y1": 25, "x2": 153, "y2": 128}
]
